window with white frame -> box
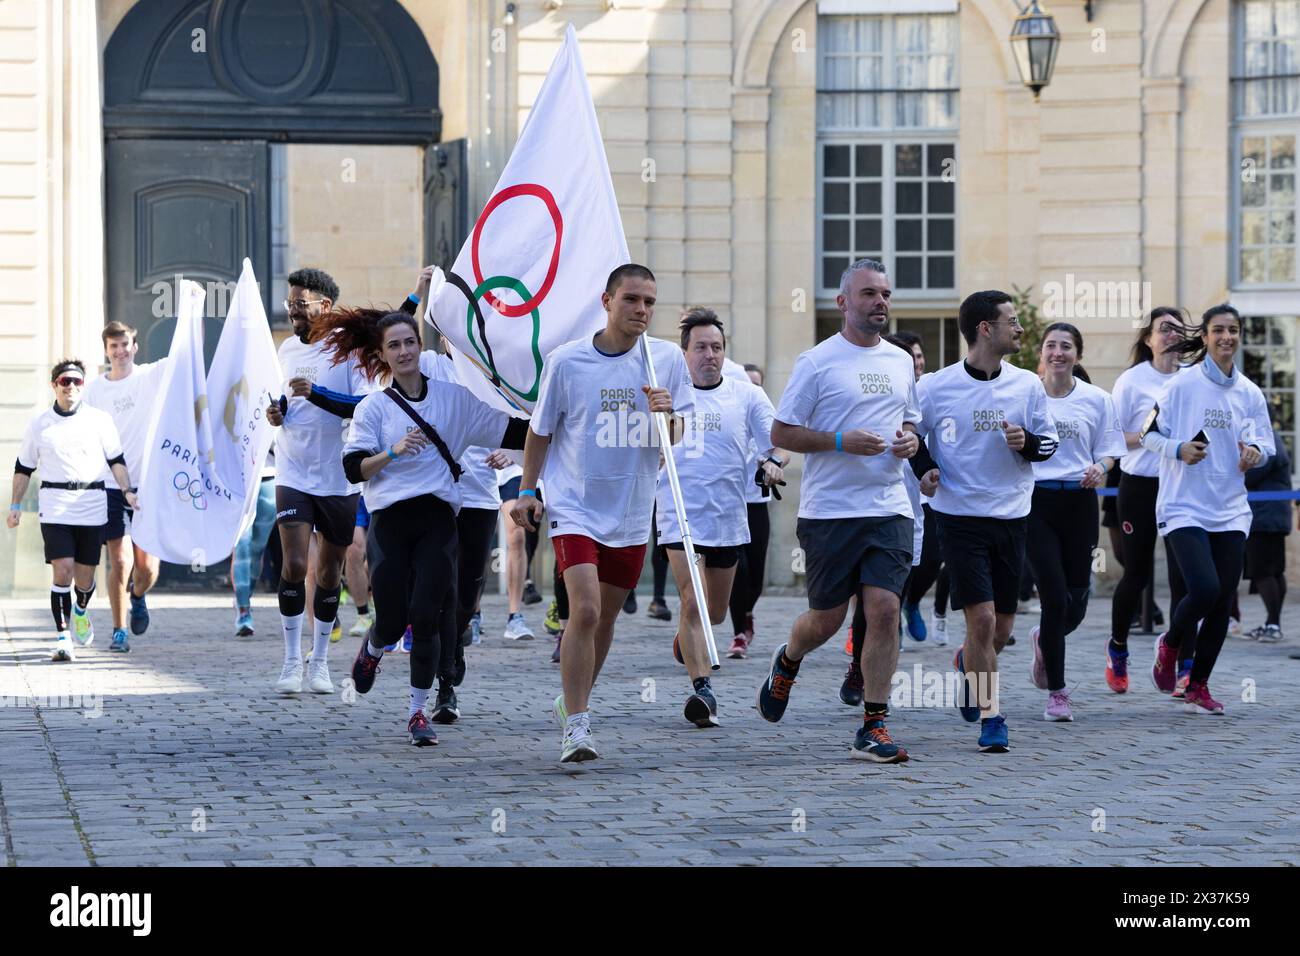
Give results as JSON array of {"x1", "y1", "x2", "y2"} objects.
[
  {"x1": 1234, "y1": 0, "x2": 1299, "y2": 287},
  {"x1": 817, "y1": 13, "x2": 957, "y2": 299},
  {"x1": 1241, "y1": 314, "x2": 1298, "y2": 462}
]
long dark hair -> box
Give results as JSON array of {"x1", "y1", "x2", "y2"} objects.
[
  {"x1": 1041, "y1": 322, "x2": 1091, "y2": 382},
  {"x1": 1130, "y1": 307, "x2": 1188, "y2": 367},
  {"x1": 310, "y1": 307, "x2": 420, "y2": 382},
  {"x1": 1170, "y1": 303, "x2": 1241, "y2": 366}
]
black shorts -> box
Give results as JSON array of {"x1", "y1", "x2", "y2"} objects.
[
  {"x1": 934, "y1": 512, "x2": 1027, "y2": 614},
  {"x1": 663, "y1": 542, "x2": 740, "y2": 569},
  {"x1": 797, "y1": 514, "x2": 913, "y2": 609},
  {"x1": 1245, "y1": 532, "x2": 1286, "y2": 580},
  {"x1": 42, "y1": 523, "x2": 101, "y2": 565},
  {"x1": 101, "y1": 487, "x2": 135, "y2": 543},
  {"x1": 275, "y1": 485, "x2": 360, "y2": 548},
  {"x1": 499, "y1": 476, "x2": 521, "y2": 501}
]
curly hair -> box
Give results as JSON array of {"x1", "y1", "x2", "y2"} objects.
[
  {"x1": 309, "y1": 307, "x2": 419, "y2": 382},
  {"x1": 288, "y1": 268, "x2": 340, "y2": 305}
]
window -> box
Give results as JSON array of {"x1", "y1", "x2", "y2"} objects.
[
  {"x1": 270, "y1": 143, "x2": 289, "y2": 325},
  {"x1": 1234, "y1": 2, "x2": 1299, "y2": 286},
  {"x1": 813, "y1": 311, "x2": 961, "y2": 370},
  {"x1": 1242, "y1": 314, "x2": 1298, "y2": 462},
  {"x1": 817, "y1": 14, "x2": 957, "y2": 299}
]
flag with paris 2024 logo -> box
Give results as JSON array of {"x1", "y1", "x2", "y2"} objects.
[
  {"x1": 131, "y1": 264, "x2": 278, "y2": 568},
  {"x1": 425, "y1": 23, "x2": 629, "y2": 416}
]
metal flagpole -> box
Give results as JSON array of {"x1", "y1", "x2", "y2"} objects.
[{"x1": 638, "y1": 334, "x2": 720, "y2": 669}]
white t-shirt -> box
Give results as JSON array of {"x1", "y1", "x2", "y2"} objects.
[
  {"x1": 774, "y1": 333, "x2": 921, "y2": 521},
  {"x1": 276, "y1": 336, "x2": 372, "y2": 497},
  {"x1": 83, "y1": 361, "x2": 166, "y2": 485},
  {"x1": 722, "y1": 357, "x2": 750, "y2": 383},
  {"x1": 1153, "y1": 364, "x2": 1275, "y2": 536},
  {"x1": 345, "y1": 377, "x2": 509, "y2": 514},
  {"x1": 1111, "y1": 361, "x2": 1180, "y2": 478},
  {"x1": 916, "y1": 360, "x2": 1058, "y2": 520},
  {"x1": 531, "y1": 334, "x2": 695, "y2": 547},
  {"x1": 1032, "y1": 379, "x2": 1127, "y2": 482},
  {"x1": 459, "y1": 445, "x2": 504, "y2": 511},
  {"x1": 905, "y1": 469, "x2": 923, "y2": 566},
  {"x1": 18, "y1": 403, "x2": 124, "y2": 526},
  {"x1": 655, "y1": 375, "x2": 775, "y2": 547}
]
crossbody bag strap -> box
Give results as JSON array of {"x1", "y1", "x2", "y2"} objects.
[{"x1": 383, "y1": 387, "x2": 463, "y2": 483}]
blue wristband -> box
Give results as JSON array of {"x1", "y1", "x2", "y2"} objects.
[
  {"x1": 1174, "y1": 442, "x2": 1182, "y2": 461},
  {"x1": 386, "y1": 446, "x2": 398, "y2": 461},
  {"x1": 519, "y1": 488, "x2": 538, "y2": 498},
  {"x1": 8, "y1": 504, "x2": 19, "y2": 512},
  {"x1": 406, "y1": 293, "x2": 420, "y2": 307},
  {"x1": 835, "y1": 431, "x2": 843, "y2": 452}
]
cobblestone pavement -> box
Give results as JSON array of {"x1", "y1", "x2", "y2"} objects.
[{"x1": 2, "y1": 589, "x2": 1298, "y2": 866}]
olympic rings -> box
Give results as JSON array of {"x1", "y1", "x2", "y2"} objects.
[
  {"x1": 465, "y1": 275, "x2": 544, "y2": 403},
  {"x1": 470, "y1": 183, "x2": 562, "y2": 317},
  {"x1": 172, "y1": 470, "x2": 209, "y2": 511}
]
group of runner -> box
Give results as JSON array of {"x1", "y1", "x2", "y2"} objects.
[{"x1": 10, "y1": 255, "x2": 1284, "y2": 762}]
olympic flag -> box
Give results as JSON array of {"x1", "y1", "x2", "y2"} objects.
[{"x1": 425, "y1": 24, "x2": 628, "y2": 415}]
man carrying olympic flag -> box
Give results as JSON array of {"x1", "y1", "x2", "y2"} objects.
[{"x1": 425, "y1": 25, "x2": 705, "y2": 765}]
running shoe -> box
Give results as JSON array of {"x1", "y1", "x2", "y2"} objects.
[
  {"x1": 978, "y1": 714, "x2": 1010, "y2": 752},
  {"x1": 1243, "y1": 624, "x2": 1267, "y2": 640},
  {"x1": 903, "y1": 603, "x2": 927, "y2": 642},
  {"x1": 129, "y1": 592, "x2": 150, "y2": 635},
  {"x1": 51, "y1": 633, "x2": 75, "y2": 662},
  {"x1": 953, "y1": 648, "x2": 981, "y2": 722},
  {"x1": 1228, "y1": 616, "x2": 1243, "y2": 638},
  {"x1": 330, "y1": 617, "x2": 343, "y2": 644},
  {"x1": 307, "y1": 659, "x2": 333, "y2": 694},
  {"x1": 407, "y1": 711, "x2": 439, "y2": 746},
  {"x1": 1151, "y1": 632, "x2": 1178, "y2": 693},
  {"x1": 1043, "y1": 690, "x2": 1073, "y2": 722},
  {"x1": 1104, "y1": 639, "x2": 1129, "y2": 694},
  {"x1": 275, "y1": 660, "x2": 303, "y2": 695},
  {"x1": 684, "y1": 682, "x2": 720, "y2": 728},
  {"x1": 401, "y1": 626, "x2": 413, "y2": 653},
  {"x1": 672, "y1": 632, "x2": 684, "y2": 665},
  {"x1": 431, "y1": 684, "x2": 460, "y2": 724},
  {"x1": 560, "y1": 722, "x2": 598, "y2": 763},
  {"x1": 522, "y1": 579, "x2": 542, "y2": 605},
  {"x1": 1172, "y1": 661, "x2": 1192, "y2": 698},
  {"x1": 1258, "y1": 624, "x2": 1283, "y2": 644},
  {"x1": 1005, "y1": 635, "x2": 1017, "y2": 646},
  {"x1": 543, "y1": 601, "x2": 560, "y2": 635},
  {"x1": 850, "y1": 718, "x2": 908, "y2": 763},
  {"x1": 756, "y1": 643, "x2": 798, "y2": 722},
  {"x1": 110, "y1": 628, "x2": 130, "y2": 653},
  {"x1": 1183, "y1": 680, "x2": 1224, "y2": 715},
  {"x1": 623, "y1": 591, "x2": 637, "y2": 614},
  {"x1": 1029, "y1": 625, "x2": 1047, "y2": 690},
  {"x1": 931, "y1": 612, "x2": 948, "y2": 647},
  {"x1": 504, "y1": 612, "x2": 535, "y2": 640},
  {"x1": 727, "y1": 634, "x2": 748, "y2": 659},
  {"x1": 470, "y1": 612, "x2": 482, "y2": 645},
  {"x1": 71, "y1": 606, "x2": 94, "y2": 647},
  {"x1": 839, "y1": 660, "x2": 864, "y2": 706},
  {"x1": 647, "y1": 598, "x2": 672, "y2": 622},
  {"x1": 552, "y1": 693, "x2": 568, "y2": 729},
  {"x1": 348, "y1": 613, "x2": 372, "y2": 639},
  {"x1": 550, "y1": 630, "x2": 562, "y2": 664},
  {"x1": 236, "y1": 611, "x2": 254, "y2": 637},
  {"x1": 351, "y1": 640, "x2": 381, "y2": 695}
]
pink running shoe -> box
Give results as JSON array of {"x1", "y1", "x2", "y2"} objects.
[
  {"x1": 1151, "y1": 632, "x2": 1178, "y2": 694},
  {"x1": 1043, "y1": 690, "x2": 1073, "y2": 722},
  {"x1": 1184, "y1": 680, "x2": 1224, "y2": 715},
  {"x1": 1029, "y1": 626, "x2": 1048, "y2": 690},
  {"x1": 728, "y1": 635, "x2": 748, "y2": 660}
]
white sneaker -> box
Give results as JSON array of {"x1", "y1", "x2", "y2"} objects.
[
  {"x1": 931, "y1": 612, "x2": 948, "y2": 646},
  {"x1": 1258, "y1": 624, "x2": 1284, "y2": 644},
  {"x1": 560, "y1": 722, "x2": 598, "y2": 763},
  {"x1": 348, "y1": 613, "x2": 373, "y2": 639},
  {"x1": 275, "y1": 660, "x2": 303, "y2": 695},
  {"x1": 307, "y1": 659, "x2": 333, "y2": 694},
  {"x1": 504, "y1": 613, "x2": 535, "y2": 641},
  {"x1": 51, "y1": 633, "x2": 75, "y2": 662}
]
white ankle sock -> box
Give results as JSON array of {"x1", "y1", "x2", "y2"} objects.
[
  {"x1": 409, "y1": 686, "x2": 428, "y2": 718},
  {"x1": 281, "y1": 612, "x2": 305, "y2": 663},
  {"x1": 311, "y1": 616, "x2": 333, "y2": 662}
]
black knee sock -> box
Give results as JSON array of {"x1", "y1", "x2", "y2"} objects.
[
  {"x1": 863, "y1": 701, "x2": 888, "y2": 720},
  {"x1": 278, "y1": 578, "x2": 306, "y2": 617},
  {"x1": 74, "y1": 583, "x2": 95, "y2": 610},
  {"x1": 356, "y1": 602, "x2": 370, "y2": 616},
  {"x1": 313, "y1": 584, "x2": 341, "y2": 624},
  {"x1": 51, "y1": 585, "x2": 72, "y2": 630}
]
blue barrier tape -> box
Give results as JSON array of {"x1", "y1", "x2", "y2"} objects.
[{"x1": 1095, "y1": 488, "x2": 1299, "y2": 500}]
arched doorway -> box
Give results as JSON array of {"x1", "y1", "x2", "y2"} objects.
[{"x1": 103, "y1": 0, "x2": 463, "y2": 362}]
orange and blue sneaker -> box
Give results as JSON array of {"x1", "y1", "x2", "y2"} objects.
[
  {"x1": 1105, "y1": 639, "x2": 1129, "y2": 693},
  {"x1": 850, "y1": 717, "x2": 908, "y2": 763},
  {"x1": 756, "y1": 643, "x2": 798, "y2": 722}
]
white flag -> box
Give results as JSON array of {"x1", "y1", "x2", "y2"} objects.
[
  {"x1": 131, "y1": 280, "x2": 242, "y2": 568},
  {"x1": 426, "y1": 23, "x2": 628, "y2": 415},
  {"x1": 206, "y1": 258, "x2": 279, "y2": 540}
]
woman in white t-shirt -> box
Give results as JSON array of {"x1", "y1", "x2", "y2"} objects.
[
  {"x1": 9, "y1": 359, "x2": 135, "y2": 661},
  {"x1": 1025, "y1": 325, "x2": 1126, "y2": 722},
  {"x1": 1105, "y1": 308, "x2": 1189, "y2": 694}
]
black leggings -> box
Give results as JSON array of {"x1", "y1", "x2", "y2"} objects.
[
  {"x1": 367, "y1": 495, "x2": 457, "y2": 691},
  {"x1": 903, "y1": 505, "x2": 941, "y2": 608},
  {"x1": 1026, "y1": 487, "x2": 1097, "y2": 691},
  {"x1": 651, "y1": 508, "x2": 669, "y2": 601},
  {"x1": 1165, "y1": 528, "x2": 1245, "y2": 684},
  {"x1": 1109, "y1": 473, "x2": 1187, "y2": 648},
  {"x1": 437, "y1": 506, "x2": 498, "y2": 683},
  {"x1": 729, "y1": 502, "x2": 770, "y2": 633}
]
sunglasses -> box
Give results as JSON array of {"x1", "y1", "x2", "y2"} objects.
[
  {"x1": 56, "y1": 376, "x2": 84, "y2": 387},
  {"x1": 283, "y1": 298, "x2": 322, "y2": 311}
]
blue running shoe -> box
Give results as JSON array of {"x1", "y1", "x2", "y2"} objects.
[
  {"x1": 903, "y1": 603, "x2": 927, "y2": 642},
  {"x1": 129, "y1": 592, "x2": 150, "y2": 635},
  {"x1": 755, "y1": 643, "x2": 798, "y2": 723},
  {"x1": 850, "y1": 718, "x2": 909, "y2": 763},
  {"x1": 110, "y1": 628, "x2": 130, "y2": 653},
  {"x1": 401, "y1": 625, "x2": 413, "y2": 654},
  {"x1": 978, "y1": 714, "x2": 1010, "y2": 753},
  {"x1": 953, "y1": 648, "x2": 981, "y2": 723}
]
